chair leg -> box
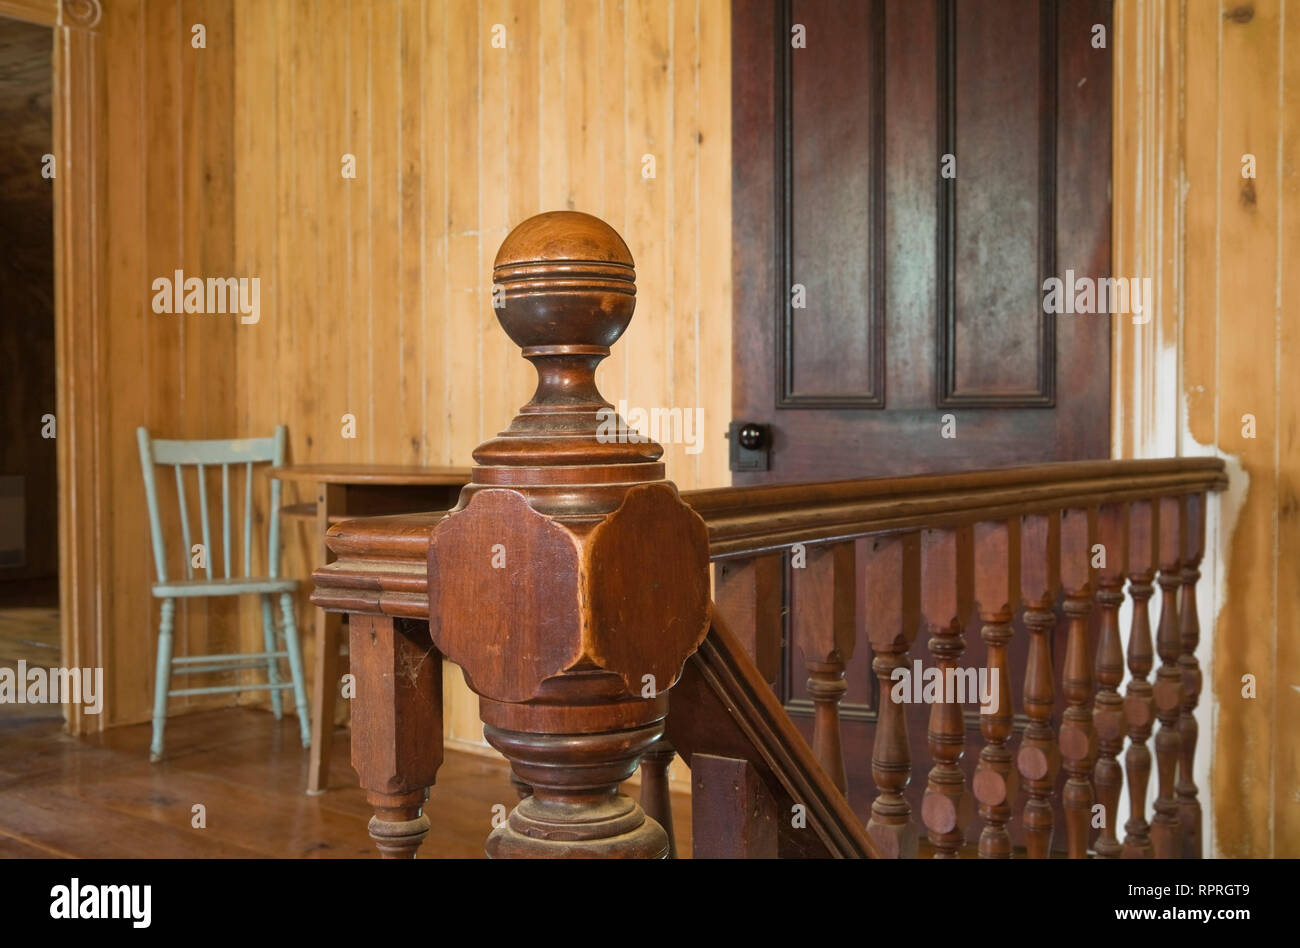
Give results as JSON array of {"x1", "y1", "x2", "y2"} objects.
[
  {"x1": 150, "y1": 598, "x2": 177, "y2": 763},
  {"x1": 280, "y1": 593, "x2": 312, "y2": 748},
  {"x1": 259, "y1": 595, "x2": 284, "y2": 719}
]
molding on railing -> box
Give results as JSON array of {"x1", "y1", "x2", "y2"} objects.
[{"x1": 685, "y1": 458, "x2": 1227, "y2": 558}]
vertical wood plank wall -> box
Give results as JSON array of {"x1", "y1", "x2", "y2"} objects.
[
  {"x1": 1113, "y1": 0, "x2": 1299, "y2": 856},
  {"x1": 92, "y1": 1, "x2": 733, "y2": 756},
  {"x1": 91, "y1": 0, "x2": 242, "y2": 729}
]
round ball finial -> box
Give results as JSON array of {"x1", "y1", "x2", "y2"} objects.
[
  {"x1": 471, "y1": 210, "x2": 661, "y2": 481},
  {"x1": 494, "y1": 210, "x2": 633, "y2": 269},
  {"x1": 492, "y1": 211, "x2": 636, "y2": 350}
]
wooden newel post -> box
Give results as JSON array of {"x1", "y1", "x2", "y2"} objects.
[{"x1": 425, "y1": 212, "x2": 712, "y2": 858}]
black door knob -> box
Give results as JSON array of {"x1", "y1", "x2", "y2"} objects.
[{"x1": 737, "y1": 423, "x2": 765, "y2": 450}]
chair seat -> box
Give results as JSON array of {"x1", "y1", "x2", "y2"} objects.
[{"x1": 152, "y1": 577, "x2": 298, "y2": 598}]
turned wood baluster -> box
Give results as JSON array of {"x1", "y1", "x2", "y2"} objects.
[
  {"x1": 714, "y1": 555, "x2": 784, "y2": 691},
  {"x1": 1059, "y1": 507, "x2": 1097, "y2": 858},
  {"x1": 1150, "y1": 496, "x2": 1184, "y2": 859},
  {"x1": 424, "y1": 212, "x2": 712, "y2": 858},
  {"x1": 792, "y1": 542, "x2": 856, "y2": 794},
  {"x1": 640, "y1": 738, "x2": 678, "y2": 858},
  {"x1": 1177, "y1": 493, "x2": 1206, "y2": 858},
  {"x1": 1122, "y1": 500, "x2": 1157, "y2": 858},
  {"x1": 863, "y1": 534, "x2": 920, "y2": 858},
  {"x1": 1017, "y1": 513, "x2": 1060, "y2": 858},
  {"x1": 972, "y1": 520, "x2": 1018, "y2": 858},
  {"x1": 920, "y1": 527, "x2": 972, "y2": 857},
  {"x1": 349, "y1": 615, "x2": 443, "y2": 858},
  {"x1": 1092, "y1": 504, "x2": 1128, "y2": 858}
]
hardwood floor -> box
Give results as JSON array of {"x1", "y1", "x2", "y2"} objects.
[
  {"x1": 0, "y1": 707, "x2": 694, "y2": 858},
  {"x1": 0, "y1": 576, "x2": 59, "y2": 679}
]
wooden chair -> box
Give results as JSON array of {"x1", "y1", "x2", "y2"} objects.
[{"x1": 136, "y1": 426, "x2": 311, "y2": 761}]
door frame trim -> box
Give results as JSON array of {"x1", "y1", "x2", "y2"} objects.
[{"x1": 3, "y1": 0, "x2": 108, "y2": 734}]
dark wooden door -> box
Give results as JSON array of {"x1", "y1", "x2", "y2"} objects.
[
  {"x1": 730, "y1": 0, "x2": 1113, "y2": 852},
  {"x1": 732, "y1": 0, "x2": 1111, "y2": 482}
]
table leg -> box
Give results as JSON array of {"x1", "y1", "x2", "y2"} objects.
[
  {"x1": 351, "y1": 614, "x2": 443, "y2": 857},
  {"x1": 307, "y1": 482, "x2": 345, "y2": 794}
]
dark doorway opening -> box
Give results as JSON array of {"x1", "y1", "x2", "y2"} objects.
[{"x1": 0, "y1": 15, "x2": 58, "y2": 724}]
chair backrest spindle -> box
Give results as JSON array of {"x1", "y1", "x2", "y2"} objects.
[
  {"x1": 221, "y1": 463, "x2": 232, "y2": 579},
  {"x1": 243, "y1": 461, "x2": 253, "y2": 578},
  {"x1": 197, "y1": 464, "x2": 212, "y2": 578},
  {"x1": 267, "y1": 428, "x2": 285, "y2": 580},
  {"x1": 173, "y1": 464, "x2": 193, "y2": 580}
]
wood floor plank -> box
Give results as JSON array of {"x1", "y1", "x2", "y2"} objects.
[{"x1": 0, "y1": 706, "x2": 694, "y2": 858}]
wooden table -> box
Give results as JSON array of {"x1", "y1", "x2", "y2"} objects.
[{"x1": 272, "y1": 464, "x2": 471, "y2": 793}]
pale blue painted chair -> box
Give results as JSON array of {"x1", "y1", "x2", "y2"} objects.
[{"x1": 136, "y1": 426, "x2": 311, "y2": 761}]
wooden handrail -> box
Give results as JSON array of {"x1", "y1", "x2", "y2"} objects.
[
  {"x1": 685, "y1": 458, "x2": 1225, "y2": 558},
  {"x1": 312, "y1": 458, "x2": 1225, "y2": 616}
]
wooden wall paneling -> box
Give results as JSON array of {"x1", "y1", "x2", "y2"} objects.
[
  {"x1": 1180, "y1": 0, "x2": 1219, "y2": 452},
  {"x1": 182, "y1": 0, "x2": 239, "y2": 680},
  {"x1": 352, "y1": 0, "x2": 375, "y2": 466},
  {"x1": 595, "y1": 0, "x2": 628, "y2": 403},
  {"x1": 398, "y1": 0, "x2": 424, "y2": 465},
  {"x1": 1112, "y1": 0, "x2": 1174, "y2": 460},
  {"x1": 210, "y1": 0, "x2": 240, "y2": 651},
  {"x1": 565, "y1": 0, "x2": 601, "y2": 216},
  {"x1": 624, "y1": 0, "x2": 670, "y2": 449},
  {"x1": 486, "y1": 0, "x2": 517, "y2": 441},
  {"x1": 418, "y1": 3, "x2": 461, "y2": 748},
  {"x1": 233, "y1": 0, "x2": 275, "y2": 671},
  {"x1": 445, "y1": 0, "x2": 481, "y2": 469},
  {"x1": 345, "y1": 0, "x2": 367, "y2": 468},
  {"x1": 142, "y1": 0, "x2": 187, "y2": 713},
  {"x1": 421, "y1": 0, "x2": 447, "y2": 468},
  {"x1": 505, "y1": 0, "x2": 543, "y2": 419},
  {"x1": 282, "y1": 0, "x2": 317, "y2": 708},
  {"x1": 367, "y1": 0, "x2": 399, "y2": 468},
  {"x1": 671, "y1": 0, "x2": 701, "y2": 485},
  {"x1": 539, "y1": 0, "x2": 567, "y2": 215},
  {"x1": 1213, "y1": 0, "x2": 1280, "y2": 859},
  {"x1": 320, "y1": 1, "x2": 350, "y2": 473},
  {"x1": 1278, "y1": 0, "x2": 1300, "y2": 858},
  {"x1": 698, "y1": 0, "x2": 730, "y2": 490},
  {"x1": 442, "y1": 0, "x2": 483, "y2": 747},
  {"x1": 269, "y1": 0, "x2": 292, "y2": 477},
  {"x1": 270, "y1": 0, "x2": 299, "y2": 671},
  {"x1": 306, "y1": 0, "x2": 351, "y2": 725}
]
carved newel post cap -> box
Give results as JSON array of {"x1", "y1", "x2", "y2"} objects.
[
  {"x1": 474, "y1": 211, "x2": 661, "y2": 472},
  {"x1": 428, "y1": 211, "x2": 712, "y2": 857}
]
